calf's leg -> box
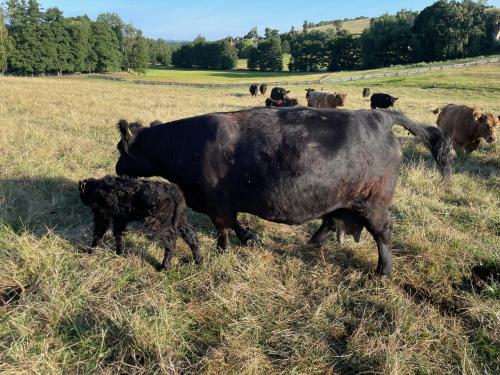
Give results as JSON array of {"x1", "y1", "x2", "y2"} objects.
[
  {"x1": 178, "y1": 224, "x2": 202, "y2": 264},
  {"x1": 112, "y1": 219, "x2": 127, "y2": 255},
  {"x1": 231, "y1": 214, "x2": 258, "y2": 246},
  {"x1": 89, "y1": 214, "x2": 110, "y2": 253},
  {"x1": 157, "y1": 232, "x2": 176, "y2": 271}
]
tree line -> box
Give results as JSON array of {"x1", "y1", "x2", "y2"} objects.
[
  {"x1": 0, "y1": 0, "x2": 177, "y2": 74},
  {"x1": 0, "y1": 0, "x2": 498, "y2": 75},
  {"x1": 239, "y1": 0, "x2": 499, "y2": 72}
]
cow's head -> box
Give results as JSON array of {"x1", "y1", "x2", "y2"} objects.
[
  {"x1": 115, "y1": 119, "x2": 159, "y2": 177},
  {"x1": 335, "y1": 93, "x2": 347, "y2": 106},
  {"x1": 305, "y1": 88, "x2": 315, "y2": 99},
  {"x1": 78, "y1": 178, "x2": 97, "y2": 206},
  {"x1": 473, "y1": 110, "x2": 498, "y2": 143}
]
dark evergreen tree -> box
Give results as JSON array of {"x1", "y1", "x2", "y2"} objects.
[
  {"x1": 289, "y1": 31, "x2": 333, "y2": 71},
  {"x1": 247, "y1": 46, "x2": 259, "y2": 70},
  {"x1": 329, "y1": 33, "x2": 362, "y2": 71},
  {"x1": 66, "y1": 16, "x2": 95, "y2": 73},
  {"x1": 43, "y1": 7, "x2": 71, "y2": 74},
  {"x1": 257, "y1": 37, "x2": 282, "y2": 71},
  {"x1": 360, "y1": 11, "x2": 417, "y2": 68},
  {"x1": 91, "y1": 20, "x2": 121, "y2": 72},
  {"x1": 413, "y1": 0, "x2": 489, "y2": 61}
]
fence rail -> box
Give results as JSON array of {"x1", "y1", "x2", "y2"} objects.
[{"x1": 2, "y1": 57, "x2": 498, "y2": 89}]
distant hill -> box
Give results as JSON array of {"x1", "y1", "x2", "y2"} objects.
[{"x1": 309, "y1": 18, "x2": 371, "y2": 35}]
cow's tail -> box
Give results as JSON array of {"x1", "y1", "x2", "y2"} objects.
[{"x1": 389, "y1": 111, "x2": 452, "y2": 183}]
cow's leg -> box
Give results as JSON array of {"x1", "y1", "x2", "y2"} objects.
[
  {"x1": 89, "y1": 213, "x2": 110, "y2": 253},
  {"x1": 308, "y1": 214, "x2": 338, "y2": 246},
  {"x1": 212, "y1": 216, "x2": 230, "y2": 250},
  {"x1": 231, "y1": 215, "x2": 258, "y2": 246},
  {"x1": 178, "y1": 224, "x2": 202, "y2": 264},
  {"x1": 364, "y1": 209, "x2": 392, "y2": 275},
  {"x1": 157, "y1": 231, "x2": 176, "y2": 271},
  {"x1": 112, "y1": 219, "x2": 127, "y2": 255}
]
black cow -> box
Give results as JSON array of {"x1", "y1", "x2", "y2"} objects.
[
  {"x1": 270, "y1": 87, "x2": 290, "y2": 101},
  {"x1": 371, "y1": 93, "x2": 398, "y2": 109},
  {"x1": 363, "y1": 88, "x2": 371, "y2": 98},
  {"x1": 260, "y1": 83, "x2": 268, "y2": 96},
  {"x1": 249, "y1": 84, "x2": 258, "y2": 97},
  {"x1": 265, "y1": 97, "x2": 299, "y2": 107},
  {"x1": 115, "y1": 108, "x2": 452, "y2": 275}
]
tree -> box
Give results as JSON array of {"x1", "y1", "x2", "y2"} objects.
[
  {"x1": 43, "y1": 7, "x2": 71, "y2": 74},
  {"x1": 361, "y1": 11, "x2": 417, "y2": 68},
  {"x1": 288, "y1": 31, "x2": 332, "y2": 71},
  {"x1": 236, "y1": 38, "x2": 255, "y2": 58},
  {"x1": 413, "y1": 0, "x2": 489, "y2": 61},
  {"x1": 329, "y1": 33, "x2": 362, "y2": 71},
  {"x1": 247, "y1": 46, "x2": 259, "y2": 70},
  {"x1": 91, "y1": 20, "x2": 121, "y2": 72},
  {"x1": 0, "y1": 8, "x2": 9, "y2": 73},
  {"x1": 96, "y1": 12, "x2": 125, "y2": 67},
  {"x1": 123, "y1": 24, "x2": 149, "y2": 73},
  {"x1": 244, "y1": 27, "x2": 259, "y2": 40},
  {"x1": 257, "y1": 37, "x2": 282, "y2": 71},
  {"x1": 281, "y1": 39, "x2": 290, "y2": 54},
  {"x1": 66, "y1": 16, "x2": 95, "y2": 73}
]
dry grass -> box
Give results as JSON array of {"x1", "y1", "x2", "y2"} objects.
[{"x1": 0, "y1": 63, "x2": 499, "y2": 374}]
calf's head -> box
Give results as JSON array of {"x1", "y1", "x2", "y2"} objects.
[
  {"x1": 474, "y1": 110, "x2": 498, "y2": 143},
  {"x1": 305, "y1": 88, "x2": 315, "y2": 99},
  {"x1": 78, "y1": 178, "x2": 97, "y2": 206},
  {"x1": 115, "y1": 119, "x2": 159, "y2": 178}
]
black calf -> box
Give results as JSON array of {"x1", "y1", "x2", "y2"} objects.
[{"x1": 79, "y1": 176, "x2": 201, "y2": 270}]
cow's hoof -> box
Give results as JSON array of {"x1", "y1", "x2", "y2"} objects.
[
  {"x1": 156, "y1": 264, "x2": 169, "y2": 272},
  {"x1": 87, "y1": 248, "x2": 95, "y2": 254},
  {"x1": 376, "y1": 264, "x2": 392, "y2": 276},
  {"x1": 194, "y1": 257, "x2": 203, "y2": 265},
  {"x1": 246, "y1": 238, "x2": 260, "y2": 248}
]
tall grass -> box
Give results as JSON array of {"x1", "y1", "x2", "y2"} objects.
[{"x1": 0, "y1": 63, "x2": 499, "y2": 374}]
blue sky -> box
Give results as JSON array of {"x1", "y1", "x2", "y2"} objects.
[{"x1": 38, "y1": 0, "x2": 500, "y2": 41}]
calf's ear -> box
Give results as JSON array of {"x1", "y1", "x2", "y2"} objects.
[
  {"x1": 117, "y1": 119, "x2": 133, "y2": 142},
  {"x1": 78, "y1": 180, "x2": 86, "y2": 194}
]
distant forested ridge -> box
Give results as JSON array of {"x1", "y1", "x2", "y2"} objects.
[{"x1": 1, "y1": 0, "x2": 498, "y2": 75}]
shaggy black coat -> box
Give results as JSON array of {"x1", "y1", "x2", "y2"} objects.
[
  {"x1": 249, "y1": 84, "x2": 258, "y2": 97},
  {"x1": 270, "y1": 87, "x2": 290, "y2": 101},
  {"x1": 259, "y1": 83, "x2": 268, "y2": 96},
  {"x1": 79, "y1": 176, "x2": 201, "y2": 270},
  {"x1": 370, "y1": 93, "x2": 399, "y2": 109}
]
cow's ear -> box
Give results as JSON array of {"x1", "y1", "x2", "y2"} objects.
[
  {"x1": 394, "y1": 97, "x2": 399, "y2": 101},
  {"x1": 472, "y1": 109, "x2": 482, "y2": 122},
  {"x1": 117, "y1": 119, "x2": 133, "y2": 142}
]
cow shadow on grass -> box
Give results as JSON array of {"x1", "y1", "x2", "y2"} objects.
[{"x1": 0, "y1": 176, "x2": 217, "y2": 270}]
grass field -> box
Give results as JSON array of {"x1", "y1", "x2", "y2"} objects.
[
  {"x1": 117, "y1": 54, "x2": 500, "y2": 84},
  {"x1": 310, "y1": 18, "x2": 371, "y2": 35},
  {"x1": 0, "y1": 62, "x2": 499, "y2": 374}
]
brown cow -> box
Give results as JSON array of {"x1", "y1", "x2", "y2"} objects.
[
  {"x1": 435, "y1": 104, "x2": 498, "y2": 154},
  {"x1": 306, "y1": 89, "x2": 347, "y2": 108}
]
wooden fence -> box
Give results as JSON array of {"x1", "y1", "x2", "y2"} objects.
[{"x1": 3, "y1": 57, "x2": 498, "y2": 88}]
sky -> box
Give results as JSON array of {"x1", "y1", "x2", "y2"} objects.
[{"x1": 38, "y1": 0, "x2": 500, "y2": 41}]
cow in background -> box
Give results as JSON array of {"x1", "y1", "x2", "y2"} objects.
[
  {"x1": 363, "y1": 88, "x2": 371, "y2": 98},
  {"x1": 306, "y1": 89, "x2": 347, "y2": 108},
  {"x1": 435, "y1": 104, "x2": 498, "y2": 154},
  {"x1": 249, "y1": 84, "x2": 258, "y2": 97},
  {"x1": 270, "y1": 87, "x2": 290, "y2": 101},
  {"x1": 371, "y1": 93, "x2": 398, "y2": 109},
  {"x1": 260, "y1": 83, "x2": 268, "y2": 96}
]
